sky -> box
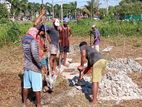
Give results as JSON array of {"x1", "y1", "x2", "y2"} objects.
[{"x1": 28, "y1": 0, "x2": 121, "y2": 8}]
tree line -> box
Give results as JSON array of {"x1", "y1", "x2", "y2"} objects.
[{"x1": 0, "y1": 0, "x2": 142, "y2": 21}]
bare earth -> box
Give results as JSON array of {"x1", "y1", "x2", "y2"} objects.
[{"x1": 0, "y1": 36, "x2": 142, "y2": 107}]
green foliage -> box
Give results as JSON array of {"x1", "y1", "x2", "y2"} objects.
[
  {"x1": 0, "y1": 21, "x2": 31, "y2": 47},
  {"x1": 117, "y1": 0, "x2": 142, "y2": 15},
  {"x1": 0, "y1": 18, "x2": 10, "y2": 24},
  {"x1": 83, "y1": 0, "x2": 99, "y2": 17},
  {"x1": 69, "y1": 19, "x2": 142, "y2": 37},
  {"x1": 0, "y1": 18, "x2": 141, "y2": 47},
  {"x1": 0, "y1": 4, "x2": 9, "y2": 19},
  {"x1": 69, "y1": 19, "x2": 93, "y2": 36}
]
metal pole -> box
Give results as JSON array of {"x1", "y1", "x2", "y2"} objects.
[
  {"x1": 41, "y1": 0, "x2": 43, "y2": 4},
  {"x1": 106, "y1": 0, "x2": 109, "y2": 15},
  {"x1": 61, "y1": 0, "x2": 63, "y2": 22},
  {"x1": 91, "y1": 0, "x2": 93, "y2": 19},
  {"x1": 52, "y1": 0, "x2": 54, "y2": 18}
]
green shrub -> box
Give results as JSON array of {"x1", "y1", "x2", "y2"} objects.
[
  {"x1": 0, "y1": 21, "x2": 31, "y2": 47},
  {"x1": 0, "y1": 4, "x2": 8, "y2": 19},
  {"x1": 0, "y1": 18, "x2": 141, "y2": 47},
  {"x1": 69, "y1": 18, "x2": 142, "y2": 37}
]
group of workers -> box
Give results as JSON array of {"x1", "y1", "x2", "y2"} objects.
[{"x1": 22, "y1": 8, "x2": 107, "y2": 107}]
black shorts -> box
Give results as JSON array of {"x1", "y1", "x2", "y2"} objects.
[{"x1": 60, "y1": 46, "x2": 69, "y2": 52}]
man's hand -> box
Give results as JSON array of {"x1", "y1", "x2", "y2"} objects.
[
  {"x1": 41, "y1": 66, "x2": 47, "y2": 74},
  {"x1": 77, "y1": 65, "x2": 85, "y2": 72},
  {"x1": 40, "y1": 7, "x2": 46, "y2": 16}
]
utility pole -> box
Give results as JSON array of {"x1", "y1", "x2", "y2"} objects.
[
  {"x1": 91, "y1": 0, "x2": 93, "y2": 19},
  {"x1": 41, "y1": 0, "x2": 43, "y2": 4},
  {"x1": 52, "y1": 0, "x2": 54, "y2": 18},
  {"x1": 106, "y1": 0, "x2": 109, "y2": 15},
  {"x1": 61, "y1": 0, "x2": 63, "y2": 22}
]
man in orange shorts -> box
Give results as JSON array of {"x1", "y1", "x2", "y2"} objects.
[{"x1": 77, "y1": 41, "x2": 107, "y2": 106}]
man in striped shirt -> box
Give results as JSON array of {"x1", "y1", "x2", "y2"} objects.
[
  {"x1": 59, "y1": 20, "x2": 72, "y2": 66},
  {"x1": 22, "y1": 8, "x2": 47, "y2": 107}
]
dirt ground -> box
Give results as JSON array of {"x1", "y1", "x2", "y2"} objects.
[{"x1": 0, "y1": 36, "x2": 142, "y2": 107}]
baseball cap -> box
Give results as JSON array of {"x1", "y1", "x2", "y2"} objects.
[
  {"x1": 63, "y1": 20, "x2": 68, "y2": 24},
  {"x1": 53, "y1": 18, "x2": 60, "y2": 26},
  {"x1": 92, "y1": 24, "x2": 96, "y2": 28},
  {"x1": 36, "y1": 25, "x2": 49, "y2": 31}
]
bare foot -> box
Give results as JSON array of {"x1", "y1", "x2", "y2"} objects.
[
  {"x1": 92, "y1": 99, "x2": 97, "y2": 107},
  {"x1": 63, "y1": 63, "x2": 69, "y2": 67},
  {"x1": 37, "y1": 104, "x2": 42, "y2": 107},
  {"x1": 23, "y1": 103, "x2": 28, "y2": 107}
]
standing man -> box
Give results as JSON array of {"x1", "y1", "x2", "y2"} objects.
[
  {"x1": 22, "y1": 27, "x2": 47, "y2": 107},
  {"x1": 77, "y1": 41, "x2": 107, "y2": 106},
  {"x1": 59, "y1": 20, "x2": 72, "y2": 66},
  {"x1": 22, "y1": 7, "x2": 47, "y2": 107},
  {"x1": 90, "y1": 24, "x2": 101, "y2": 52},
  {"x1": 46, "y1": 19, "x2": 60, "y2": 75}
]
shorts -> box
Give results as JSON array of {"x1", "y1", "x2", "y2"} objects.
[
  {"x1": 50, "y1": 44, "x2": 58, "y2": 55},
  {"x1": 60, "y1": 46, "x2": 69, "y2": 53},
  {"x1": 95, "y1": 45, "x2": 99, "y2": 52},
  {"x1": 23, "y1": 70, "x2": 42, "y2": 92},
  {"x1": 92, "y1": 59, "x2": 108, "y2": 82}
]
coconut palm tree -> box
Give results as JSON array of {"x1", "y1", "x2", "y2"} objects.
[
  {"x1": 45, "y1": 2, "x2": 52, "y2": 16},
  {"x1": 83, "y1": 0, "x2": 99, "y2": 18}
]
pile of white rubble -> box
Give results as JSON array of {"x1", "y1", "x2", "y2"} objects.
[
  {"x1": 99, "y1": 58, "x2": 142, "y2": 101},
  {"x1": 61, "y1": 45, "x2": 142, "y2": 101}
]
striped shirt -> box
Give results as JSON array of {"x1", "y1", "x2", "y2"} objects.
[
  {"x1": 22, "y1": 35, "x2": 42, "y2": 73},
  {"x1": 59, "y1": 26, "x2": 71, "y2": 47}
]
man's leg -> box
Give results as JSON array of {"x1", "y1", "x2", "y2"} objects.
[
  {"x1": 35, "y1": 91, "x2": 42, "y2": 107},
  {"x1": 50, "y1": 55, "x2": 54, "y2": 72},
  {"x1": 63, "y1": 46, "x2": 69, "y2": 66},
  {"x1": 92, "y1": 59, "x2": 107, "y2": 106},
  {"x1": 95, "y1": 45, "x2": 99, "y2": 52},
  {"x1": 53, "y1": 55, "x2": 57, "y2": 73},
  {"x1": 92, "y1": 82, "x2": 99, "y2": 105},
  {"x1": 23, "y1": 70, "x2": 31, "y2": 107},
  {"x1": 63, "y1": 52, "x2": 68, "y2": 66},
  {"x1": 31, "y1": 70, "x2": 42, "y2": 107},
  {"x1": 23, "y1": 88, "x2": 29, "y2": 107}
]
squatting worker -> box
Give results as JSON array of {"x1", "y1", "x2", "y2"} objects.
[{"x1": 77, "y1": 41, "x2": 108, "y2": 106}]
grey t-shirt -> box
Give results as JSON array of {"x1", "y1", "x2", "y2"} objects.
[
  {"x1": 80, "y1": 45, "x2": 102, "y2": 67},
  {"x1": 46, "y1": 27, "x2": 59, "y2": 48}
]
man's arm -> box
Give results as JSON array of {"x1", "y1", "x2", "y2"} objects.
[
  {"x1": 68, "y1": 27, "x2": 72, "y2": 37},
  {"x1": 81, "y1": 49, "x2": 86, "y2": 66},
  {"x1": 31, "y1": 40, "x2": 42, "y2": 69},
  {"x1": 46, "y1": 33, "x2": 51, "y2": 44},
  {"x1": 78, "y1": 49, "x2": 86, "y2": 71},
  {"x1": 33, "y1": 8, "x2": 46, "y2": 26}
]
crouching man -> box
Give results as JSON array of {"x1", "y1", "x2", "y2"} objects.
[{"x1": 77, "y1": 41, "x2": 107, "y2": 106}]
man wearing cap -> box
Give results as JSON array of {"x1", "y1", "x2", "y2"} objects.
[
  {"x1": 45, "y1": 19, "x2": 60, "y2": 75},
  {"x1": 59, "y1": 20, "x2": 72, "y2": 66},
  {"x1": 77, "y1": 41, "x2": 107, "y2": 106},
  {"x1": 90, "y1": 24, "x2": 101, "y2": 52}
]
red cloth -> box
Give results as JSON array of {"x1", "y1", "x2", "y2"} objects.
[{"x1": 27, "y1": 27, "x2": 45, "y2": 59}]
